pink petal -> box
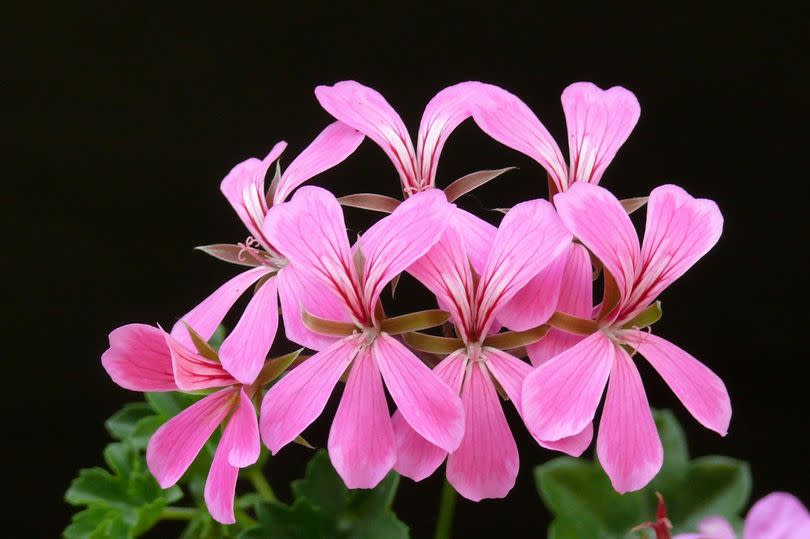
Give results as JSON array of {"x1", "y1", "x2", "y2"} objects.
[
  {"x1": 744, "y1": 492, "x2": 810, "y2": 539},
  {"x1": 393, "y1": 351, "x2": 467, "y2": 481},
  {"x1": 496, "y1": 248, "x2": 567, "y2": 331},
  {"x1": 163, "y1": 331, "x2": 236, "y2": 391},
  {"x1": 220, "y1": 142, "x2": 286, "y2": 249},
  {"x1": 315, "y1": 81, "x2": 418, "y2": 189},
  {"x1": 526, "y1": 243, "x2": 593, "y2": 366},
  {"x1": 561, "y1": 82, "x2": 640, "y2": 184},
  {"x1": 407, "y1": 218, "x2": 475, "y2": 338},
  {"x1": 276, "y1": 265, "x2": 348, "y2": 351},
  {"x1": 452, "y1": 207, "x2": 497, "y2": 276},
  {"x1": 692, "y1": 516, "x2": 737, "y2": 539},
  {"x1": 328, "y1": 347, "x2": 396, "y2": 488},
  {"x1": 537, "y1": 423, "x2": 594, "y2": 457},
  {"x1": 101, "y1": 324, "x2": 177, "y2": 391},
  {"x1": 623, "y1": 331, "x2": 731, "y2": 436},
  {"x1": 522, "y1": 331, "x2": 614, "y2": 441},
  {"x1": 470, "y1": 83, "x2": 568, "y2": 191},
  {"x1": 374, "y1": 333, "x2": 464, "y2": 453},
  {"x1": 273, "y1": 122, "x2": 364, "y2": 204},
  {"x1": 218, "y1": 276, "x2": 279, "y2": 385},
  {"x1": 446, "y1": 362, "x2": 519, "y2": 501},
  {"x1": 204, "y1": 436, "x2": 239, "y2": 525},
  {"x1": 260, "y1": 336, "x2": 357, "y2": 454},
  {"x1": 475, "y1": 198, "x2": 572, "y2": 334},
  {"x1": 147, "y1": 387, "x2": 237, "y2": 488},
  {"x1": 170, "y1": 267, "x2": 272, "y2": 351},
  {"x1": 554, "y1": 183, "x2": 640, "y2": 310},
  {"x1": 597, "y1": 346, "x2": 662, "y2": 493},
  {"x1": 263, "y1": 186, "x2": 362, "y2": 319},
  {"x1": 226, "y1": 388, "x2": 260, "y2": 467},
  {"x1": 416, "y1": 82, "x2": 482, "y2": 187},
  {"x1": 627, "y1": 184, "x2": 723, "y2": 316},
  {"x1": 204, "y1": 389, "x2": 260, "y2": 524},
  {"x1": 358, "y1": 189, "x2": 453, "y2": 310}
]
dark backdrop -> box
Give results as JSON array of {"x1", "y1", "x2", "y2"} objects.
[{"x1": 6, "y1": 3, "x2": 808, "y2": 537}]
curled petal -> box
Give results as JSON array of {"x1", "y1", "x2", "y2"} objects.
[
  {"x1": 416, "y1": 81, "x2": 482, "y2": 187},
  {"x1": 554, "y1": 183, "x2": 640, "y2": 311},
  {"x1": 475, "y1": 198, "x2": 572, "y2": 334},
  {"x1": 273, "y1": 122, "x2": 364, "y2": 204},
  {"x1": 220, "y1": 142, "x2": 286, "y2": 247},
  {"x1": 359, "y1": 189, "x2": 453, "y2": 309},
  {"x1": 164, "y1": 331, "x2": 236, "y2": 391},
  {"x1": 315, "y1": 81, "x2": 418, "y2": 188},
  {"x1": 627, "y1": 184, "x2": 723, "y2": 315},
  {"x1": 561, "y1": 82, "x2": 640, "y2": 184},
  {"x1": 170, "y1": 267, "x2": 271, "y2": 351},
  {"x1": 102, "y1": 324, "x2": 177, "y2": 391},
  {"x1": 263, "y1": 186, "x2": 361, "y2": 318},
  {"x1": 470, "y1": 83, "x2": 568, "y2": 191}
]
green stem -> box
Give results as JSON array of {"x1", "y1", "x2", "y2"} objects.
[
  {"x1": 433, "y1": 479, "x2": 457, "y2": 539},
  {"x1": 247, "y1": 467, "x2": 277, "y2": 502},
  {"x1": 160, "y1": 506, "x2": 198, "y2": 521}
]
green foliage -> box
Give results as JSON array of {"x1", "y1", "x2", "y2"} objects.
[
  {"x1": 535, "y1": 409, "x2": 751, "y2": 539},
  {"x1": 239, "y1": 451, "x2": 409, "y2": 539}
]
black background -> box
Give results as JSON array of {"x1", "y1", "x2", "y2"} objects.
[{"x1": 5, "y1": 3, "x2": 808, "y2": 537}]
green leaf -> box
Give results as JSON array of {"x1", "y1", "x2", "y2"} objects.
[
  {"x1": 246, "y1": 451, "x2": 409, "y2": 538},
  {"x1": 547, "y1": 517, "x2": 602, "y2": 539},
  {"x1": 347, "y1": 512, "x2": 409, "y2": 539},
  {"x1": 240, "y1": 500, "x2": 337, "y2": 539},
  {"x1": 291, "y1": 450, "x2": 347, "y2": 518},
  {"x1": 535, "y1": 457, "x2": 650, "y2": 536},
  {"x1": 667, "y1": 456, "x2": 751, "y2": 528},
  {"x1": 105, "y1": 403, "x2": 154, "y2": 441},
  {"x1": 181, "y1": 512, "x2": 236, "y2": 539},
  {"x1": 63, "y1": 506, "x2": 126, "y2": 539},
  {"x1": 145, "y1": 391, "x2": 201, "y2": 418},
  {"x1": 128, "y1": 416, "x2": 163, "y2": 450},
  {"x1": 66, "y1": 468, "x2": 128, "y2": 506},
  {"x1": 348, "y1": 472, "x2": 399, "y2": 517}
]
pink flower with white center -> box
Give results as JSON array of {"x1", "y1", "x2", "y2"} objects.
[
  {"x1": 469, "y1": 81, "x2": 642, "y2": 349},
  {"x1": 392, "y1": 199, "x2": 592, "y2": 501},
  {"x1": 674, "y1": 492, "x2": 810, "y2": 539},
  {"x1": 101, "y1": 324, "x2": 261, "y2": 524},
  {"x1": 315, "y1": 80, "x2": 484, "y2": 195},
  {"x1": 172, "y1": 122, "x2": 363, "y2": 384},
  {"x1": 259, "y1": 186, "x2": 465, "y2": 488},
  {"x1": 522, "y1": 182, "x2": 731, "y2": 493}
]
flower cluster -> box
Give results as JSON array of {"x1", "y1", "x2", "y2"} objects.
[{"x1": 102, "y1": 80, "x2": 731, "y2": 523}]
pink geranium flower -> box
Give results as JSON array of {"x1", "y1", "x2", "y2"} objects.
[
  {"x1": 470, "y1": 81, "x2": 642, "y2": 353},
  {"x1": 102, "y1": 324, "x2": 259, "y2": 524},
  {"x1": 674, "y1": 492, "x2": 810, "y2": 539},
  {"x1": 259, "y1": 186, "x2": 465, "y2": 488},
  {"x1": 392, "y1": 199, "x2": 593, "y2": 500},
  {"x1": 171, "y1": 122, "x2": 363, "y2": 384},
  {"x1": 315, "y1": 80, "x2": 484, "y2": 195},
  {"x1": 522, "y1": 182, "x2": 731, "y2": 493}
]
